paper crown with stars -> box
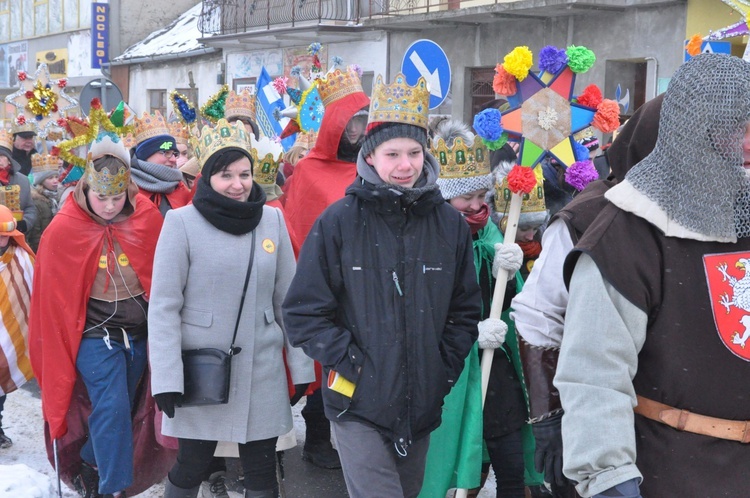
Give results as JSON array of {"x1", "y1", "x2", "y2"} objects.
[
  {"x1": 224, "y1": 89, "x2": 257, "y2": 122},
  {"x1": 31, "y1": 153, "x2": 61, "y2": 176},
  {"x1": 168, "y1": 122, "x2": 190, "y2": 145},
  {"x1": 251, "y1": 136, "x2": 284, "y2": 186},
  {"x1": 367, "y1": 73, "x2": 430, "y2": 130},
  {"x1": 190, "y1": 119, "x2": 251, "y2": 169},
  {"x1": 0, "y1": 129, "x2": 12, "y2": 151},
  {"x1": 133, "y1": 110, "x2": 171, "y2": 145},
  {"x1": 316, "y1": 68, "x2": 365, "y2": 108},
  {"x1": 84, "y1": 135, "x2": 131, "y2": 196}
]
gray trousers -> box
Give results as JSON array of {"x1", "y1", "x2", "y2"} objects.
[{"x1": 331, "y1": 419, "x2": 430, "y2": 498}]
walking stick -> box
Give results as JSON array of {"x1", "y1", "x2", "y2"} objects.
[{"x1": 53, "y1": 438, "x2": 63, "y2": 498}]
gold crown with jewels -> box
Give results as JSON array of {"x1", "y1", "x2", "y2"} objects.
[
  {"x1": 84, "y1": 133, "x2": 132, "y2": 196},
  {"x1": 432, "y1": 137, "x2": 490, "y2": 179},
  {"x1": 190, "y1": 119, "x2": 251, "y2": 169},
  {"x1": 225, "y1": 89, "x2": 257, "y2": 122},
  {"x1": 31, "y1": 153, "x2": 61, "y2": 176},
  {"x1": 168, "y1": 122, "x2": 190, "y2": 145},
  {"x1": 133, "y1": 110, "x2": 170, "y2": 144},
  {"x1": 368, "y1": 73, "x2": 430, "y2": 130},
  {"x1": 316, "y1": 68, "x2": 365, "y2": 107},
  {"x1": 251, "y1": 136, "x2": 283, "y2": 186},
  {"x1": 0, "y1": 129, "x2": 12, "y2": 150}
]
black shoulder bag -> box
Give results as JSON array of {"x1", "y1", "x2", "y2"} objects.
[{"x1": 179, "y1": 231, "x2": 256, "y2": 406}]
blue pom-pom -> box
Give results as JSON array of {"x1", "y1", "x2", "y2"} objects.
[
  {"x1": 473, "y1": 108, "x2": 503, "y2": 141},
  {"x1": 573, "y1": 140, "x2": 590, "y2": 162},
  {"x1": 291, "y1": 66, "x2": 302, "y2": 77},
  {"x1": 539, "y1": 46, "x2": 568, "y2": 74},
  {"x1": 331, "y1": 56, "x2": 343, "y2": 67}
]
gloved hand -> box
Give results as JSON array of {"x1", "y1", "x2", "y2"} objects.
[
  {"x1": 477, "y1": 318, "x2": 507, "y2": 349},
  {"x1": 492, "y1": 242, "x2": 523, "y2": 279},
  {"x1": 154, "y1": 392, "x2": 180, "y2": 419},
  {"x1": 290, "y1": 383, "x2": 309, "y2": 406},
  {"x1": 531, "y1": 413, "x2": 569, "y2": 489},
  {"x1": 592, "y1": 478, "x2": 642, "y2": 498},
  {"x1": 16, "y1": 219, "x2": 27, "y2": 233}
]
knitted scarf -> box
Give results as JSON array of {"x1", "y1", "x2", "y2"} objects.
[
  {"x1": 192, "y1": 178, "x2": 266, "y2": 235},
  {"x1": 130, "y1": 159, "x2": 183, "y2": 194}
]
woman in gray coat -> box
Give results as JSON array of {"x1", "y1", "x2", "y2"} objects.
[{"x1": 148, "y1": 120, "x2": 314, "y2": 498}]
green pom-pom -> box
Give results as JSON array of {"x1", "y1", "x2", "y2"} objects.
[
  {"x1": 482, "y1": 134, "x2": 508, "y2": 151},
  {"x1": 566, "y1": 46, "x2": 596, "y2": 73}
]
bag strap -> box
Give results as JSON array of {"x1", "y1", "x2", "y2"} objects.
[{"x1": 229, "y1": 230, "x2": 256, "y2": 356}]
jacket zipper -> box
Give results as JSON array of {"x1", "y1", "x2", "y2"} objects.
[{"x1": 396, "y1": 207, "x2": 413, "y2": 454}]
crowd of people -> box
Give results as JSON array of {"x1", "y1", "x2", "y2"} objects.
[{"x1": 0, "y1": 51, "x2": 749, "y2": 498}]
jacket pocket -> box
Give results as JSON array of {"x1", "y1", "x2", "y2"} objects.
[{"x1": 180, "y1": 307, "x2": 213, "y2": 327}]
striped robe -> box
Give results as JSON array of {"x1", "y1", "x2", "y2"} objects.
[{"x1": 0, "y1": 243, "x2": 34, "y2": 395}]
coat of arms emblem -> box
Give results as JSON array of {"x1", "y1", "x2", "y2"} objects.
[{"x1": 704, "y1": 251, "x2": 750, "y2": 361}]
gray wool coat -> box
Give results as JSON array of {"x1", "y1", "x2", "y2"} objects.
[{"x1": 148, "y1": 204, "x2": 314, "y2": 443}]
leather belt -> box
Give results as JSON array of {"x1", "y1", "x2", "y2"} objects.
[{"x1": 635, "y1": 395, "x2": 750, "y2": 443}]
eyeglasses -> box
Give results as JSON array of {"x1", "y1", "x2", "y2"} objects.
[{"x1": 159, "y1": 150, "x2": 178, "y2": 159}]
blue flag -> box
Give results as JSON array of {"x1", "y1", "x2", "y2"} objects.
[{"x1": 256, "y1": 67, "x2": 296, "y2": 151}]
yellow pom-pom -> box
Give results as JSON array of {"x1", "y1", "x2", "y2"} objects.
[
  {"x1": 686, "y1": 34, "x2": 703, "y2": 57},
  {"x1": 502, "y1": 46, "x2": 534, "y2": 82}
]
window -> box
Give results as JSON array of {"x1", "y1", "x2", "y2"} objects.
[
  {"x1": 0, "y1": 0, "x2": 87, "y2": 42},
  {"x1": 469, "y1": 67, "x2": 497, "y2": 117},
  {"x1": 149, "y1": 90, "x2": 167, "y2": 115}
]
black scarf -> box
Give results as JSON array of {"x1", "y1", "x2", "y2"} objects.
[{"x1": 193, "y1": 178, "x2": 266, "y2": 235}]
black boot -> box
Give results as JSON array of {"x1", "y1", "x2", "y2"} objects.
[
  {"x1": 301, "y1": 411, "x2": 341, "y2": 469},
  {"x1": 73, "y1": 461, "x2": 101, "y2": 498}
]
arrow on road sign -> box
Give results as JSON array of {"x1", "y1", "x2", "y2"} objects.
[{"x1": 409, "y1": 51, "x2": 442, "y2": 99}]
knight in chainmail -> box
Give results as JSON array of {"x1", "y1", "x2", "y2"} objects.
[{"x1": 555, "y1": 53, "x2": 750, "y2": 498}]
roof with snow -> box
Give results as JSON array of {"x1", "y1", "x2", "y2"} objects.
[{"x1": 114, "y1": 4, "x2": 212, "y2": 62}]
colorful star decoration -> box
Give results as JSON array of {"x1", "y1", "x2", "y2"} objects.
[
  {"x1": 704, "y1": 0, "x2": 750, "y2": 41},
  {"x1": 474, "y1": 45, "x2": 619, "y2": 169},
  {"x1": 4, "y1": 63, "x2": 78, "y2": 138}
]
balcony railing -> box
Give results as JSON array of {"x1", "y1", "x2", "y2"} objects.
[{"x1": 198, "y1": 0, "x2": 519, "y2": 35}]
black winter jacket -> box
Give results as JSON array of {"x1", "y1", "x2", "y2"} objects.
[{"x1": 283, "y1": 178, "x2": 480, "y2": 449}]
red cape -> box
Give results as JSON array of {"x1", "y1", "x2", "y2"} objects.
[
  {"x1": 138, "y1": 181, "x2": 193, "y2": 212},
  {"x1": 281, "y1": 90, "x2": 369, "y2": 243},
  {"x1": 28, "y1": 193, "x2": 163, "y2": 439}
]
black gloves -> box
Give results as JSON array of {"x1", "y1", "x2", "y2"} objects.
[
  {"x1": 593, "y1": 478, "x2": 642, "y2": 498},
  {"x1": 16, "y1": 219, "x2": 27, "y2": 233},
  {"x1": 154, "y1": 392, "x2": 180, "y2": 419},
  {"x1": 531, "y1": 412, "x2": 569, "y2": 489},
  {"x1": 290, "y1": 383, "x2": 309, "y2": 406}
]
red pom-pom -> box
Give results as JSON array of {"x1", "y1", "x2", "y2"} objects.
[
  {"x1": 593, "y1": 99, "x2": 621, "y2": 133},
  {"x1": 25, "y1": 90, "x2": 34, "y2": 99},
  {"x1": 17, "y1": 71, "x2": 26, "y2": 81},
  {"x1": 507, "y1": 165, "x2": 537, "y2": 194},
  {"x1": 91, "y1": 98, "x2": 102, "y2": 109},
  {"x1": 51, "y1": 104, "x2": 58, "y2": 112},
  {"x1": 57, "y1": 78, "x2": 67, "y2": 88},
  {"x1": 51, "y1": 146, "x2": 60, "y2": 156},
  {"x1": 56, "y1": 118, "x2": 66, "y2": 127},
  {"x1": 576, "y1": 84, "x2": 602, "y2": 108},
  {"x1": 16, "y1": 115, "x2": 26, "y2": 125},
  {"x1": 493, "y1": 65, "x2": 517, "y2": 96}
]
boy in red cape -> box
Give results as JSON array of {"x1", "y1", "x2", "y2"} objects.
[{"x1": 29, "y1": 131, "x2": 174, "y2": 497}]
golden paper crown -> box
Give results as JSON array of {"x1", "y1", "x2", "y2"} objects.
[
  {"x1": 85, "y1": 141, "x2": 131, "y2": 197},
  {"x1": 433, "y1": 137, "x2": 490, "y2": 180},
  {"x1": 368, "y1": 73, "x2": 430, "y2": 130},
  {"x1": 316, "y1": 68, "x2": 365, "y2": 107},
  {"x1": 168, "y1": 122, "x2": 190, "y2": 145},
  {"x1": 31, "y1": 154, "x2": 61, "y2": 175},
  {"x1": 190, "y1": 119, "x2": 251, "y2": 169},
  {"x1": 224, "y1": 89, "x2": 257, "y2": 122},
  {"x1": 293, "y1": 131, "x2": 317, "y2": 150},
  {"x1": 495, "y1": 166, "x2": 546, "y2": 219},
  {"x1": 11, "y1": 121, "x2": 36, "y2": 135},
  {"x1": 0, "y1": 129, "x2": 12, "y2": 151},
  {"x1": 133, "y1": 111, "x2": 170, "y2": 145},
  {"x1": 251, "y1": 137, "x2": 283, "y2": 186},
  {"x1": 122, "y1": 133, "x2": 137, "y2": 150}
]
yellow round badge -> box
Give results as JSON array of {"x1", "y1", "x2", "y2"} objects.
[
  {"x1": 262, "y1": 238, "x2": 276, "y2": 254},
  {"x1": 118, "y1": 253, "x2": 130, "y2": 267},
  {"x1": 99, "y1": 255, "x2": 108, "y2": 269}
]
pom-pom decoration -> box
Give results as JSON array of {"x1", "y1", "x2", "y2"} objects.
[
  {"x1": 686, "y1": 34, "x2": 703, "y2": 57},
  {"x1": 170, "y1": 91, "x2": 197, "y2": 125},
  {"x1": 575, "y1": 84, "x2": 602, "y2": 108},
  {"x1": 565, "y1": 45, "x2": 596, "y2": 73},
  {"x1": 564, "y1": 159, "x2": 599, "y2": 191},
  {"x1": 502, "y1": 46, "x2": 533, "y2": 81},
  {"x1": 290, "y1": 65, "x2": 302, "y2": 78},
  {"x1": 506, "y1": 164, "x2": 537, "y2": 195},
  {"x1": 307, "y1": 42, "x2": 322, "y2": 55},
  {"x1": 15, "y1": 114, "x2": 26, "y2": 125},
  {"x1": 273, "y1": 77, "x2": 289, "y2": 95},
  {"x1": 493, "y1": 65, "x2": 517, "y2": 96},
  {"x1": 572, "y1": 140, "x2": 590, "y2": 162},
  {"x1": 200, "y1": 85, "x2": 229, "y2": 123},
  {"x1": 592, "y1": 99, "x2": 620, "y2": 133},
  {"x1": 538, "y1": 46, "x2": 568, "y2": 74},
  {"x1": 349, "y1": 64, "x2": 363, "y2": 78},
  {"x1": 473, "y1": 108, "x2": 503, "y2": 141},
  {"x1": 54, "y1": 99, "x2": 134, "y2": 168},
  {"x1": 331, "y1": 56, "x2": 343, "y2": 68},
  {"x1": 4, "y1": 63, "x2": 78, "y2": 138},
  {"x1": 57, "y1": 78, "x2": 67, "y2": 89}
]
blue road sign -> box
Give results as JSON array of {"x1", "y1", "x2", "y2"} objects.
[
  {"x1": 401, "y1": 39, "x2": 451, "y2": 109},
  {"x1": 684, "y1": 40, "x2": 732, "y2": 61}
]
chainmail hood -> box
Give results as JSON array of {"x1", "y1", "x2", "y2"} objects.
[{"x1": 607, "y1": 54, "x2": 750, "y2": 242}]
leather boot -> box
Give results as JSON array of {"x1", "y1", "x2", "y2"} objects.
[
  {"x1": 163, "y1": 478, "x2": 200, "y2": 498},
  {"x1": 302, "y1": 411, "x2": 341, "y2": 469}
]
